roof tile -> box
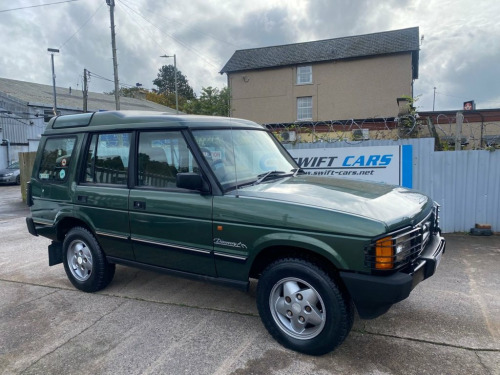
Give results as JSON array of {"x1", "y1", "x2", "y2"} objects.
[{"x1": 221, "y1": 27, "x2": 419, "y2": 78}]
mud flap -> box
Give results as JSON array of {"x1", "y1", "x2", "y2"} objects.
[{"x1": 48, "y1": 241, "x2": 63, "y2": 266}]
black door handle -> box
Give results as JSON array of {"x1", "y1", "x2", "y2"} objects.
[
  {"x1": 77, "y1": 195, "x2": 88, "y2": 203},
  {"x1": 133, "y1": 201, "x2": 146, "y2": 210}
]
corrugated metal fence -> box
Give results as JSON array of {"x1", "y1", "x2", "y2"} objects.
[{"x1": 285, "y1": 138, "x2": 500, "y2": 233}]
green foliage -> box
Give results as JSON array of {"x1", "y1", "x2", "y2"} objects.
[
  {"x1": 153, "y1": 65, "x2": 195, "y2": 100},
  {"x1": 104, "y1": 86, "x2": 145, "y2": 98},
  {"x1": 146, "y1": 91, "x2": 188, "y2": 111},
  {"x1": 398, "y1": 95, "x2": 422, "y2": 138},
  {"x1": 184, "y1": 86, "x2": 230, "y2": 117}
]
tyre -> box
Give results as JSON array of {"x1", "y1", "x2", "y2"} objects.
[
  {"x1": 63, "y1": 227, "x2": 115, "y2": 292},
  {"x1": 15, "y1": 175, "x2": 20, "y2": 185},
  {"x1": 256, "y1": 258, "x2": 354, "y2": 355}
]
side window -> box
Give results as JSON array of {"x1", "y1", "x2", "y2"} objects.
[
  {"x1": 38, "y1": 137, "x2": 76, "y2": 182},
  {"x1": 138, "y1": 131, "x2": 199, "y2": 188},
  {"x1": 84, "y1": 133, "x2": 130, "y2": 185}
]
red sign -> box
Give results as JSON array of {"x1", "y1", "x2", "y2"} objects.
[{"x1": 463, "y1": 101, "x2": 474, "y2": 111}]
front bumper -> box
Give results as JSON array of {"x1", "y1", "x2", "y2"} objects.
[
  {"x1": 0, "y1": 176, "x2": 16, "y2": 184},
  {"x1": 340, "y1": 233, "x2": 446, "y2": 319}
]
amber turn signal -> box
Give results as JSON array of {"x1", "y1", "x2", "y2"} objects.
[{"x1": 375, "y1": 236, "x2": 393, "y2": 269}]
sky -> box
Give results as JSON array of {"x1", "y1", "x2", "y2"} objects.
[{"x1": 1, "y1": 0, "x2": 499, "y2": 112}]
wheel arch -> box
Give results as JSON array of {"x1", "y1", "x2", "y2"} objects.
[
  {"x1": 55, "y1": 216, "x2": 93, "y2": 242},
  {"x1": 249, "y1": 245, "x2": 341, "y2": 281},
  {"x1": 248, "y1": 233, "x2": 348, "y2": 279}
]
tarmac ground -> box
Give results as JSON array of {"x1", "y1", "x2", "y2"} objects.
[{"x1": 0, "y1": 184, "x2": 499, "y2": 375}]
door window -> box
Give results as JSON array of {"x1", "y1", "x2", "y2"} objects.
[
  {"x1": 137, "y1": 131, "x2": 199, "y2": 188},
  {"x1": 84, "y1": 133, "x2": 131, "y2": 185}
]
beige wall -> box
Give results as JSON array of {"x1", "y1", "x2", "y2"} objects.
[{"x1": 228, "y1": 53, "x2": 413, "y2": 124}]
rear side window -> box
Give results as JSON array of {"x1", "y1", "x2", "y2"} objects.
[
  {"x1": 38, "y1": 137, "x2": 76, "y2": 182},
  {"x1": 84, "y1": 133, "x2": 131, "y2": 185}
]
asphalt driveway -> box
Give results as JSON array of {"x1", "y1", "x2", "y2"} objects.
[{"x1": 0, "y1": 185, "x2": 499, "y2": 374}]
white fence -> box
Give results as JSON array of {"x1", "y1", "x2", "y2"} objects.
[{"x1": 285, "y1": 138, "x2": 500, "y2": 233}]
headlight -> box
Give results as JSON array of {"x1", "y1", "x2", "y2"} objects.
[
  {"x1": 5, "y1": 173, "x2": 13, "y2": 177},
  {"x1": 373, "y1": 230, "x2": 418, "y2": 270}
]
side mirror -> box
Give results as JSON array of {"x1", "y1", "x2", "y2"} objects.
[{"x1": 176, "y1": 173, "x2": 209, "y2": 192}]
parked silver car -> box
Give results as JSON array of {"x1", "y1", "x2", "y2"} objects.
[{"x1": 0, "y1": 161, "x2": 20, "y2": 185}]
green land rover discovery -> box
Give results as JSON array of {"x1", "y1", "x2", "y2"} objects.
[{"x1": 26, "y1": 111, "x2": 445, "y2": 355}]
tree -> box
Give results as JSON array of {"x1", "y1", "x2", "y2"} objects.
[
  {"x1": 146, "y1": 91, "x2": 189, "y2": 111},
  {"x1": 184, "y1": 86, "x2": 230, "y2": 116},
  {"x1": 104, "y1": 86, "x2": 146, "y2": 98},
  {"x1": 153, "y1": 65, "x2": 195, "y2": 100}
]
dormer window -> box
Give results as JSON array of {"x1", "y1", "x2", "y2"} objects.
[{"x1": 297, "y1": 66, "x2": 312, "y2": 85}]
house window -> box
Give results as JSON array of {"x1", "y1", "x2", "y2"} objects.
[
  {"x1": 297, "y1": 97, "x2": 312, "y2": 121},
  {"x1": 297, "y1": 66, "x2": 312, "y2": 85}
]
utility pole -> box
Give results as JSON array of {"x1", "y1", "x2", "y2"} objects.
[
  {"x1": 48, "y1": 48, "x2": 59, "y2": 116},
  {"x1": 433, "y1": 87, "x2": 436, "y2": 111},
  {"x1": 160, "y1": 54, "x2": 178, "y2": 114},
  {"x1": 107, "y1": 0, "x2": 120, "y2": 110},
  {"x1": 455, "y1": 111, "x2": 463, "y2": 151},
  {"x1": 83, "y1": 68, "x2": 88, "y2": 112},
  {"x1": 426, "y1": 117, "x2": 442, "y2": 151}
]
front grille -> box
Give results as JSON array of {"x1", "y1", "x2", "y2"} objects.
[{"x1": 365, "y1": 207, "x2": 437, "y2": 271}]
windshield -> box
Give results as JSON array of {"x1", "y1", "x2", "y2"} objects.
[
  {"x1": 7, "y1": 161, "x2": 19, "y2": 169},
  {"x1": 192, "y1": 129, "x2": 298, "y2": 190}
]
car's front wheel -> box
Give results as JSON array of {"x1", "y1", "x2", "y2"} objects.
[
  {"x1": 62, "y1": 227, "x2": 115, "y2": 292},
  {"x1": 257, "y1": 258, "x2": 353, "y2": 355}
]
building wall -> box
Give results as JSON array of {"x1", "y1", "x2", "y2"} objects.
[
  {"x1": 0, "y1": 94, "x2": 80, "y2": 168},
  {"x1": 228, "y1": 53, "x2": 413, "y2": 124}
]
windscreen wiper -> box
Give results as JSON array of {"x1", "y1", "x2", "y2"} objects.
[
  {"x1": 254, "y1": 170, "x2": 289, "y2": 185},
  {"x1": 292, "y1": 168, "x2": 306, "y2": 177}
]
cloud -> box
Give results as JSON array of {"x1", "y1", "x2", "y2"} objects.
[{"x1": 1, "y1": 0, "x2": 498, "y2": 111}]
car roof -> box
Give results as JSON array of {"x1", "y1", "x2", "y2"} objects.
[{"x1": 44, "y1": 111, "x2": 264, "y2": 135}]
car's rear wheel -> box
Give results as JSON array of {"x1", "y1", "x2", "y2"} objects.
[
  {"x1": 257, "y1": 258, "x2": 353, "y2": 355},
  {"x1": 15, "y1": 175, "x2": 20, "y2": 185},
  {"x1": 63, "y1": 227, "x2": 115, "y2": 292}
]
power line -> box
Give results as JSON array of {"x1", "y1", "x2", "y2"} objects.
[
  {"x1": 117, "y1": 3, "x2": 168, "y2": 59},
  {"x1": 120, "y1": 0, "x2": 238, "y2": 49},
  {"x1": 87, "y1": 70, "x2": 136, "y2": 89},
  {"x1": 117, "y1": 0, "x2": 220, "y2": 69},
  {"x1": 59, "y1": 2, "x2": 105, "y2": 49},
  {"x1": 116, "y1": 3, "x2": 203, "y2": 90},
  {"x1": 0, "y1": 0, "x2": 78, "y2": 13}
]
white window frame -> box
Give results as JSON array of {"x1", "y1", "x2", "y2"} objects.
[
  {"x1": 296, "y1": 65, "x2": 312, "y2": 85},
  {"x1": 297, "y1": 97, "x2": 313, "y2": 121}
]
